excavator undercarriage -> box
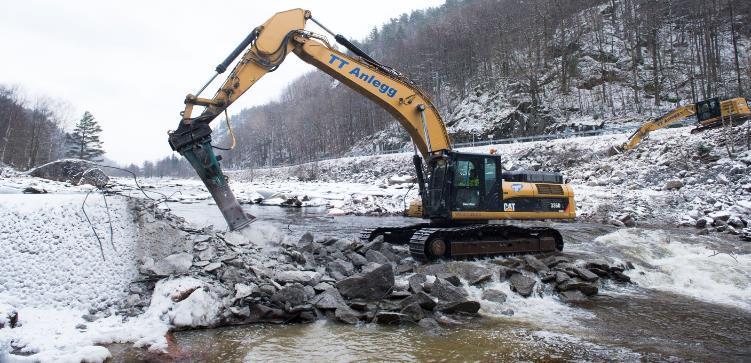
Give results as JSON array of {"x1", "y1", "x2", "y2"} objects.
[{"x1": 361, "y1": 224, "x2": 563, "y2": 261}]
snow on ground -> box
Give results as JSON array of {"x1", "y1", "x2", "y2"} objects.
[{"x1": 0, "y1": 168, "x2": 226, "y2": 362}]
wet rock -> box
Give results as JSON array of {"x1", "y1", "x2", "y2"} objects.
[
  {"x1": 417, "y1": 317, "x2": 441, "y2": 331},
  {"x1": 588, "y1": 268, "x2": 609, "y2": 277},
  {"x1": 573, "y1": 267, "x2": 599, "y2": 282},
  {"x1": 437, "y1": 274, "x2": 462, "y2": 287},
  {"x1": 203, "y1": 262, "x2": 222, "y2": 273},
  {"x1": 430, "y1": 278, "x2": 468, "y2": 303},
  {"x1": 194, "y1": 242, "x2": 210, "y2": 251},
  {"x1": 327, "y1": 259, "x2": 355, "y2": 281},
  {"x1": 336, "y1": 264, "x2": 395, "y2": 300},
  {"x1": 375, "y1": 312, "x2": 406, "y2": 324},
  {"x1": 408, "y1": 274, "x2": 427, "y2": 294},
  {"x1": 365, "y1": 250, "x2": 390, "y2": 265},
  {"x1": 584, "y1": 260, "x2": 610, "y2": 271},
  {"x1": 619, "y1": 214, "x2": 636, "y2": 227},
  {"x1": 433, "y1": 311, "x2": 463, "y2": 326},
  {"x1": 611, "y1": 270, "x2": 631, "y2": 283},
  {"x1": 346, "y1": 252, "x2": 368, "y2": 267},
  {"x1": 509, "y1": 273, "x2": 536, "y2": 297},
  {"x1": 418, "y1": 262, "x2": 492, "y2": 285},
  {"x1": 523, "y1": 255, "x2": 549, "y2": 273},
  {"x1": 497, "y1": 266, "x2": 514, "y2": 282},
  {"x1": 29, "y1": 159, "x2": 109, "y2": 187},
  {"x1": 400, "y1": 303, "x2": 425, "y2": 321},
  {"x1": 559, "y1": 290, "x2": 587, "y2": 302},
  {"x1": 542, "y1": 256, "x2": 570, "y2": 268},
  {"x1": 274, "y1": 271, "x2": 319, "y2": 286},
  {"x1": 151, "y1": 253, "x2": 193, "y2": 276},
  {"x1": 557, "y1": 279, "x2": 598, "y2": 296},
  {"x1": 271, "y1": 284, "x2": 307, "y2": 307},
  {"x1": 438, "y1": 300, "x2": 480, "y2": 314},
  {"x1": 311, "y1": 289, "x2": 347, "y2": 310},
  {"x1": 500, "y1": 309, "x2": 514, "y2": 316},
  {"x1": 539, "y1": 271, "x2": 556, "y2": 283},
  {"x1": 481, "y1": 289, "x2": 507, "y2": 304},
  {"x1": 249, "y1": 303, "x2": 290, "y2": 323},
  {"x1": 75, "y1": 323, "x2": 87, "y2": 330},
  {"x1": 399, "y1": 291, "x2": 437, "y2": 310},
  {"x1": 695, "y1": 218, "x2": 708, "y2": 229},
  {"x1": 335, "y1": 305, "x2": 361, "y2": 324}
]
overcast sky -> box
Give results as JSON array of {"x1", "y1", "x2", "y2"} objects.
[{"x1": 0, "y1": 0, "x2": 444, "y2": 164}]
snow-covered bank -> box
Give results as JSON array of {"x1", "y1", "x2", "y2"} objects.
[{"x1": 232, "y1": 123, "x2": 751, "y2": 236}]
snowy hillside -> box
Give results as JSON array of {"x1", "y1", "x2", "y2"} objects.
[{"x1": 246, "y1": 122, "x2": 751, "y2": 236}]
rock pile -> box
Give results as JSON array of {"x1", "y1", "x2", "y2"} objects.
[
  {"x1": 123, "y1": 200, "x2": 636, "y2": 334},
  {"x1": 28, "y1": 159, "x2": 109, "y2": 188}
]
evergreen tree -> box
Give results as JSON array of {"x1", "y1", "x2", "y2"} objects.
[{"x1": 65, "y1": 111, "x2": 105, "y2": 161}]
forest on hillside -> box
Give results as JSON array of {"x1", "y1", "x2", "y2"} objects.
[
  {"x1": 216, "y1": 0, "x2": 751, "y2": 169},
  {"x1": 0, "y1": 86, "x2": 68, "y2": 170}
]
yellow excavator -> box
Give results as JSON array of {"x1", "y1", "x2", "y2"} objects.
[
  {"x1": 615, "y1": 97, "x2": 751, "y2": 152},
  {"x1": 168, "y1": 9, "x2": 575, "y2": 260}
]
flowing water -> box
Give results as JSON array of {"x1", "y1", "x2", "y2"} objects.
[{"x1": 109, "y1": 203, "x2": 751, "y2": 362}]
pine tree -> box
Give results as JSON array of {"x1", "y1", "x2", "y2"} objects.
[{"x1": 65, "y1": 111, "x2": 105, "y2": 161}]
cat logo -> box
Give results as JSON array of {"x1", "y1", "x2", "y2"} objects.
[
  {"x1": 503, "y1": 202, "x2": 516, "y2": 212},
  {"x1": 512, "y1": 183, "x2": 523, "y2": 192}
]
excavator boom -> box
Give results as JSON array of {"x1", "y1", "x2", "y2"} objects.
[{"x1": 170, "y1": 9, "x2": 576, "y2": 261}]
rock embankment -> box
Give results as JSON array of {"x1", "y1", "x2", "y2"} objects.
[{"x1": 119, "y1": 200, "x2": 636, "y2": 336}]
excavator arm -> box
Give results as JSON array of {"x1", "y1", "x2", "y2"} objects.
[
  {"x1": 168, "y1": 9, "x2": 451, "y2": 230},
  {"x1": 619, "y1": 104, "x2": 696, "y2": 151}
]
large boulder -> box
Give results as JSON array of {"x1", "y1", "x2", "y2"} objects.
[
  {"x1": 418, "y1": 262, "x2": 492, "y2": 285},
  {"x1": 29, "y1": 159, "x2": 109, "y2": 187},
  {"x1": 311, "y1": 289, "x2": 347, "y2": 310},
  {"x1": 336, "y1": 264, "x2": 394, "y2": 300},
  {"x1": 271, "y1": 284, "x2": 307, "y2": 306},
  {"x1": 430, "y1": 278, "x2": 468, "y2": 303},
  {"x1": 399, "y1": 291, "x2": 437, "y2": 310},
  {"x1": 509, "y1": 273, "x2": 536, "y2": 297}
]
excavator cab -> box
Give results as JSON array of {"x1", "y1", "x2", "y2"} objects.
[
  {"x1": 420, "y1": 151, "x2": 573, "y2": 221},
  {"x1": 696, "y1": 97, "x2": 722, "y2": 124}
]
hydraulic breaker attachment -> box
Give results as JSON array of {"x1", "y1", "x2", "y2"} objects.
[{"x1": 168, "y1": 123, "x2": 255, "y2": 231}]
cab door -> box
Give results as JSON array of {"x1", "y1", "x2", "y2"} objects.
[
  {"x1": 452, "y1": 156, "x2": 482, "y2": 211},
  {"x1": 481, "y1": 156, "x2": 501, "y2": 211}
]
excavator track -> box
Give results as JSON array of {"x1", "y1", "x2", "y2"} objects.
[
  {"x1": 359, "y1": 223, "x2": 433, "y2": 245},
  {"x1": 408, "y1": 224, "x2": 563, "y2": 261},
  {"x1": 361, "y1": 224, "x2": 563, "y2": 261}
]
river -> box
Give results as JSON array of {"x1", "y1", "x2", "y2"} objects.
[{"x1": 109, "y1": 202, "x2": 751, "y2": 362}]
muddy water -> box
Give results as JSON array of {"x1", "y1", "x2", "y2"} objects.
[{"x1": 110, "y1": 203, "x2": 751, "y2": 362}]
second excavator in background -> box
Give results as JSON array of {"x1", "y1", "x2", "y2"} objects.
[
  {"x1": 168, "y1": 9, "x2": 576, "y2": 261},
  {"x1": 615, "y1": 97, "x2": 751, "y2": 152}
]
